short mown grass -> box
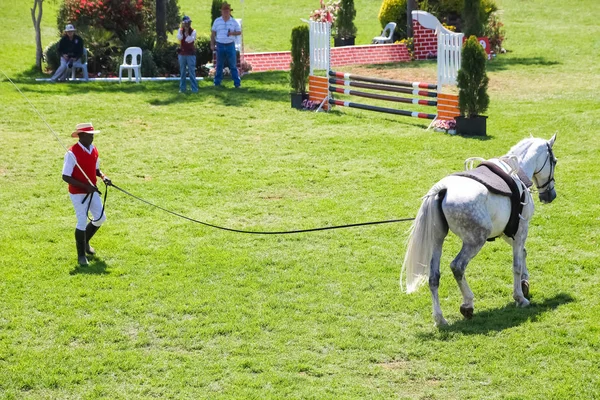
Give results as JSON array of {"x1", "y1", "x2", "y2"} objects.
[{"x1": 1, "y1": 0, "x2": 599, "y2": 398}]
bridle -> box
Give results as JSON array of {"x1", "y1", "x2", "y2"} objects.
[{"x1": 533, "y1": 143, "x2": 557, "y2": 192}]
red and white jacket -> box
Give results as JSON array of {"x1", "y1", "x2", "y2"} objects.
[{"x1": 67, "y1": 143, "x2": 98, "y2": 194}]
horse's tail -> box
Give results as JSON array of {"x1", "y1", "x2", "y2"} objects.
[{"x1": 401, "y1": 182, "x2": 448, "y2": 293}]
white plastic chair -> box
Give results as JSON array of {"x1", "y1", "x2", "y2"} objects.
[
  {"x1": 372, "y1": 22, "x2": 396, "y2": 44},
  {"x1": 67, "y1": 48, "x2": 88, "y2": 81},
  {"x1": 234, "y1": 18, "x2": 243, "y2": 52},
  {"x1": 119, "y1": 47, "x2": 142, "y2": 83}
]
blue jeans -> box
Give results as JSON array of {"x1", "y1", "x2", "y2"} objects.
[
  {"x1": 214, "y1": 43, "x2": 240, "y2": 87},
  {"x1": 178, "y1": 55, "x2": 198, "y2": 92}
]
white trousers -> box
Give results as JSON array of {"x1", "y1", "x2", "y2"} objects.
[
  {"x1": 51, "y1": 57, "x2": 88, "y2": 81},
  {"x1": 70, "y1": 192, "x2": 107, "y2": 230}
]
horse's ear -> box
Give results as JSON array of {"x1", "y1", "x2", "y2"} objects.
[{"x1": 548, "y1": 133, "x2": 557, "y2": 148}]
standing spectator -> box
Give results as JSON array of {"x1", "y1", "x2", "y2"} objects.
[
  {"x1": 62, "y1": 123, "x2": 112, "y2": 265},
  {"x1": 50, "y1": 24, "x2": 88, "y2": 82},
  {"x1": 177, "y1": 15, "x2": 199, "y2": 93},
  {"x1": 211, "y1": 2, "x2": 241, "y2": 88}
]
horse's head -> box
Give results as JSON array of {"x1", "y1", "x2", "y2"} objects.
[{"x1": 532, "y1": 134, "x2": 558, "y2": 203}]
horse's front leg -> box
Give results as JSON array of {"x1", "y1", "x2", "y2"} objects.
[
  {"x1": 521, "y1": 247, "x2": 530, "y2": 299},
  {"x1": 511, "y1": 229, "x2": 530, "y2": 307}
]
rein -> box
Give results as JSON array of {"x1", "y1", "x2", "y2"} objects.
[
  {"x1": 110, "y1": 183, "x2": 414, "y2": 234},
  {"x1": 82, "y1": 182, "x2": 108, "y2": 223}
]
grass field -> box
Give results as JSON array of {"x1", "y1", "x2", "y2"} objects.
[{"x1": 1, "y1": 0, "x2": 599, "y2": 398}]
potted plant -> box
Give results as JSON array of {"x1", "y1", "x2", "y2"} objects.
[
  {"x1": 290, "y1": 25, "x2": 310, "y2": 109},
  {"x1": 334, "y1": 0, "x2": 357, "y2": 47},
  {"x1": 455, "y1": 35, "x2": 490, "y2": 136}
]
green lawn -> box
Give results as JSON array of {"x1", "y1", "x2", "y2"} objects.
[{"x1": 1, "y1": 0, "x2": 599, "y2": 399}]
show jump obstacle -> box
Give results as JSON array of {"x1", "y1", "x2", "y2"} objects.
[{"x1": 308, "y1": 11, "x2": 463, "y2": 124}]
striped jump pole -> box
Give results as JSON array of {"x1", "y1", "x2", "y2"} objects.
[
  {"x1": 329, "y1": 99, "x2": 436, "y2": 120},
  {"x1": 329, "y1": 85, "x2": 437, "y2": 106},
  {"x1": 327, "y1": 70, "x2": 438, "y2": 120},
  {"x1": 328, "y1": 78, "x2": 438, "y2": 98},
  {"x1": 329, "y1": 71, "x2": 438, "y2": 90}
]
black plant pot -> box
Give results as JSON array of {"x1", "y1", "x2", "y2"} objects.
[
  {"x1": 455, "y1": 115, "x2": 488, "y2": 136},
  {"x1": 290, "y1": 92, "x2": 309, "y2": 109},
  {"x1": 334, "y1": 36, "x2": 356, "y2": 47}
]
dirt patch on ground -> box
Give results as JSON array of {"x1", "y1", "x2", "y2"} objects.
[{"x1": 342, "y1": 65, "x2": 438, "y2": 85}]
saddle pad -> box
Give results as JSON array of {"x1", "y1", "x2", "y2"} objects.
[
  {"x1": 453, "y1": 161, "x2": 523, "y2": 239},
  {"x1": 454, "y1": 162, "x2": 513, "y2": 196}
]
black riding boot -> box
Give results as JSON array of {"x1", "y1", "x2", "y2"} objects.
[
  {"x1": 75, "y1": 229, "x2": 88, "y2": 265},
  {"x1": 85, "y1": 222, "x2": 100, "y2": 255}
]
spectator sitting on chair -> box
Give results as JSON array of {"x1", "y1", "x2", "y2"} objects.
[
  {"x1": 177, "y1": 15, "x2": 199, "y2": 93},
  {"x1": 50, "y1": 24, "x2": 88, "y2": 82},
  {"x1": 210, "y1": 2, "x2": 241, "y2": 88}
]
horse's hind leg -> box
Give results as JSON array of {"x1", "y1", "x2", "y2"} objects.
[
  {"x1": 429, "y1": 236, "x2": 447, "y2": 326},
  {"x1": 451, "y1": 240, "x2": 486, "y2": 319}
]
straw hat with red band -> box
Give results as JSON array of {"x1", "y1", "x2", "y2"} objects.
[{"x1": 71, "y1": 122, "x2": 101, "y2": 137}]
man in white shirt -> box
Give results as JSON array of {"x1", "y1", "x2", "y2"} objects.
[{"x1": 210, "y1": 2, "x2": 241, "y2": 88}]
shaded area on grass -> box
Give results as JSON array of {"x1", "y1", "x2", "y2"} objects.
[
  {"x1": 3, "y1": 71, "x2": 292, "y2": 109},
  {"x1": 419, "y1": 293, "x2": 575, "y2": 337},
  {"x1": 69, "y1": 258, "x2": 110, "y2": 275},
  {"x1": 487, "y1": 56, "x2": 561, "y2": 72}
]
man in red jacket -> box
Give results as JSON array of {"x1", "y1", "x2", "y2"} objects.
[{"x1": 62, "y1": 123, "x2": 112, "y2": 265}]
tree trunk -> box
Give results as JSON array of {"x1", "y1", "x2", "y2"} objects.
[
  {"x1": 407, "y1": 0, "x2": 417, "y2": 38},
  {"x1": 156, "y1": 0, "x2": 167, "y2": 43},
  {"x1": 31, "y1": 0, "x2": 44, "y2": 71}
]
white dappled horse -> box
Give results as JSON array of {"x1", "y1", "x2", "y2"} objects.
[{"x1": 402, "y1": 135, "x2": 557, "y2": 326}]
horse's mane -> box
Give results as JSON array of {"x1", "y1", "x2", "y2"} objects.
[{"x1": 506, "y1": 137, "x2": 541, "y2": 159}]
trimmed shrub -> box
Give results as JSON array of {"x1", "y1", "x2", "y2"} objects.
[
  {"x1": 210, "y1": 0, "x2": 224, "y2": 30},
  {"x1": 141, "y1": 49, "x2": 159, "y2": 76},
  {"x1": 337, "y1": 0, "x2": 357, "y2": 39},
  {"x1": 462, "y1": 0, "x2": 484, "y2": 37},
  {"x1": 290, "y1": 25, "x2": 310, "y2": 94},
  {"x1": 457, "y1": 35, "x2": 489, "y2": 117},
  {"x1": 43, "y1": 40, "x2": 61, "y2": 72},
  {"x1": 195, "y1": 34, "x2": 212, "y2": 66},
  {"x1": 153, "y1": 41, "x2": 180, "y2": 75},
  {"x1": 378, "y1": 0, "x2": 408, "y2": 41}
]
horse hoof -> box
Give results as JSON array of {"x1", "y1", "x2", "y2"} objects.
[
  {"x1": 460, "y1": 305, "x2": 474, "y2": 319},
  {"x1": 434, "y1": 315, "x2": 448, "y2": 327},
  {"x1": 516, "y1": 298, "x2": 530, "y2": 308},
  {"x1": 521, "y1": 280, "x2": 530, "y2": 299}
]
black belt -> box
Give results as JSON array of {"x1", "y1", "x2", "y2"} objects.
[{"x1": 217, "y1": 42, "x2": 235, "y2": 46}]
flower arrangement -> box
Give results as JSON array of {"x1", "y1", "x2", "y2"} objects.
[
  {"x1": 309, "y1": 0, "x2": 340, "y2": 24},
  {"x1": 432, "y1": 119, "x2": 457, "y2": 134},
  {"x1": 396, "y1": 37, "x2": 414, "y2": 60},
  {"x1": 302, "y1": 99, "x2": 319, "y2": 110},
  {"x1": 485, "y1": 12, "x2": 506, "y2": 54}
]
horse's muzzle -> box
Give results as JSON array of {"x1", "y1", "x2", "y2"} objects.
[{"x1": 539, "y1": 188, "x2": 556, "y2": 203}]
